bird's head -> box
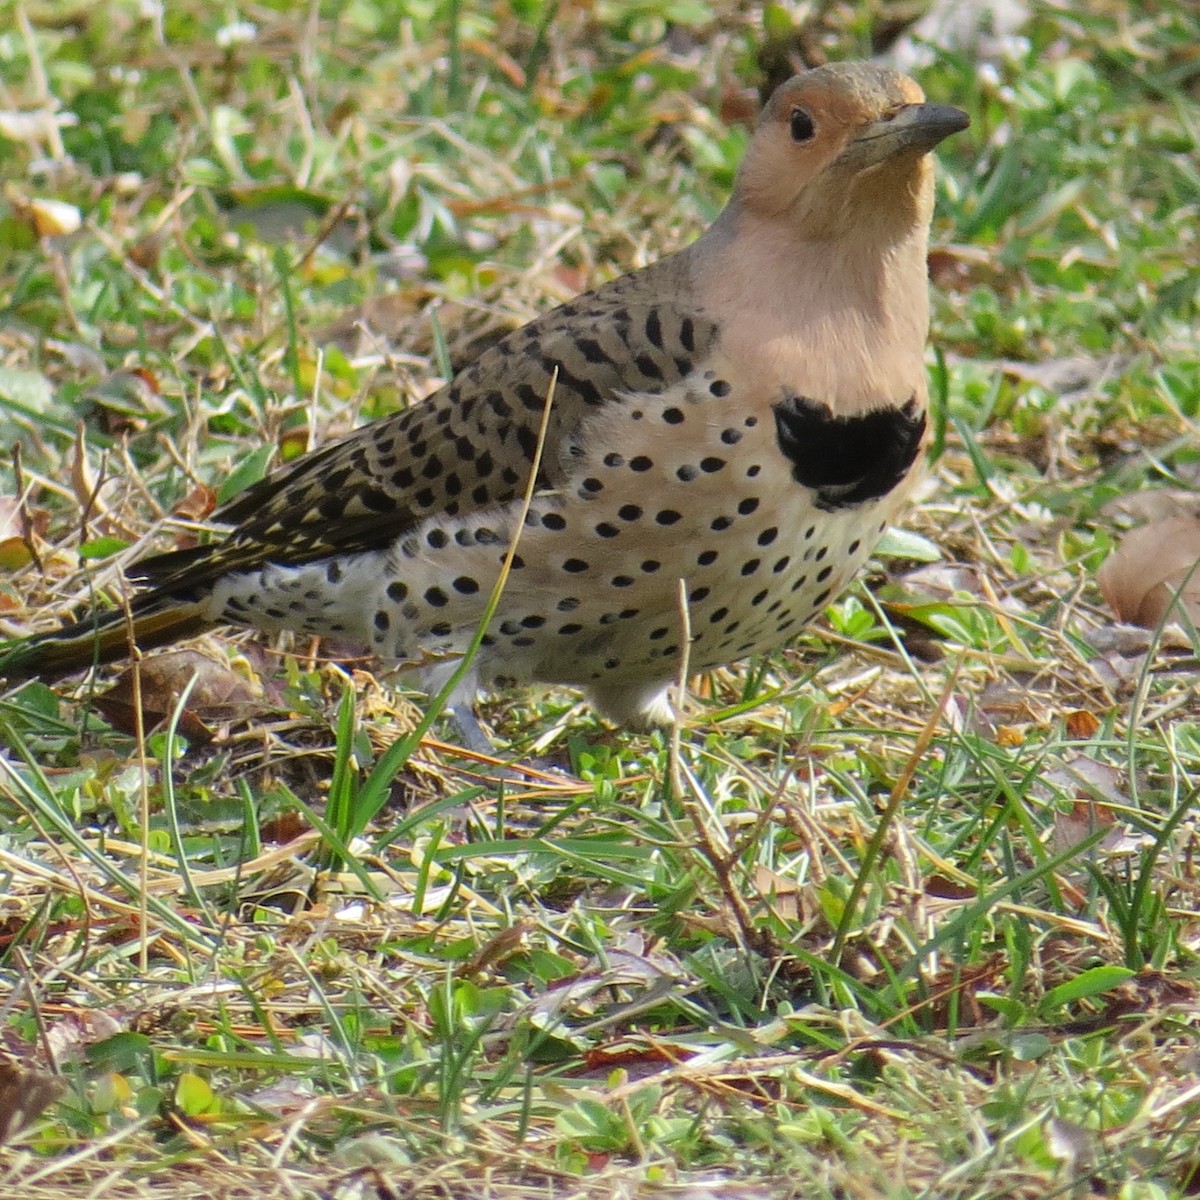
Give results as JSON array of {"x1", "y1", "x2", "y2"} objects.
[{"x1": 732, "y1": 62, "x2": 969, "y2": 238}]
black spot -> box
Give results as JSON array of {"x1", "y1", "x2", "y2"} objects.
[
  {"x1": 746, "y1": 465, "x2": 761, "y2": 478},
  {"x1": 604, "y1": 452, "x2": 625, "y2": 468},
  {"x1": 636, "y1": 354, "x2": 663, "y2": 380},
  {"x1": 521, "y1": 615, "x2": 545, "y2": 628},
  {"x1": 849, "y1": 539, "x2": 861, "y2": 555},
  {"x1": 425, "y1": 587, "x2": 449, "y2": 607},
  {"x1": 758, "y1": 527, "x2": 779, "y2": 546},
  {"x1": 641, "y1": 559, "x2": 661, "y2": 573},
  {"x1": 737, "y1": 498, "x2": 760, "y2": 516},
  {"x1": 773, "y1": 556, "x2": 791, "y2": 573},
  {"x1": 516, "y1": 382, "x2": 546, "y2": 412},
  {"x1": 741, "y1": 559, "x2": 760, "y2": 576},
  {"x1": 427, "y1": 529, "x2": 448, "y2": 549},
  {"x1": 817, "y1": 566, "x2": 833, "y2": 582},
  {"x1": 472, "y1": 484, "x2": 490, "y2": 505},
  {"x1": 709, "y1": 607, "x2": 729, "y2": 623},
  {"x1": 501, "y1": 466, "x2": 521, "y2": 485},
  {"x1": 680, "y1": 316, "x2": 696, "y2": 352},
  {"x1": 790, "y1": 576, "x2": 809, "y2": 592},
  {"x1": 374, "y1": 610, "x2": 390, "y2": 631},
  {"x1": 689, "y1": 586, "x2": 710, "y2": 603},
  {"x1": 392, "y1": 466, "x2": 415, "y2": 489},
  {"x1": 662, "y1": 407, "x2": 684, "y2": 424},
  {"x1": 402, "y1": 603, "x2": 420, "y2": 620},
  {"x1": 619, "y1": 504, "x2": 642, "y2": 521},
  {"x1": 453, "y1": 576, "x2": 480, "y2": 594},
  {"x1": 773, "y1": 393, "x2": 925, "y2": 510},
  {"x1": 414, "y1": 487, "x2": 436, "y2": 508},
  {"x1": 612, "y1": 575, "x2": 634, "y2": 587},
  {"x1": 700, "y1": 457, "x2": 725, "y2": 473},
  {"x1": 619, "y1": 608, "x2": 639, "y2": 619},
  {"x1": 815, "y1": 546, "x2": 828, "y2": 561},
  {"x1": 645, "y1": 309, "x2": 664, "y2": 349},
  {"x1": 649, "y1": 627, "x2": 669, "y2": 640},
  {"x1": 557, "y1": 597, "x2": 579, "y2": 611},
  {"x1": 421, "y1": 455, "x2": 444, "y2": 480},
  {"x1": 559, "y1": 622, "x2": 583, "y2": 635},
  {"x1": 697, "y1": 550, "x2": 718, "y2": 566},
  {"x1": 516, "y1": 425, "x2": 539, "y2": 458},
  {"x1": 578, "y1": 338, "x2": 609, "y2": 364},
  {"x1": 542, "y1": 512, "x2": 567, "y2": 531},
  {"x1": 454, "y1": 437, "x2": 476, "y2": 461},
  {"x1": 656, "y1": 510, "x2": 682, "y2": 526},
  {"x1": 387, "y1": 581, "x2": 408, "y2": 602},
  {"x1": 711, "y1": 515, "x2": 732, "y2": 531},
  {"x1": 709, "y1": 379, "x2": 731, "y2": 397},
  {"x1": 431, "y1": 622, "x2": 453, "y2": 637},
  {"x1": 814, "y1": 588, "x2": 832, "y2": 607},
  {"x1": 676, "y1": 465, "x2": 698, "y2": 482},
  {"x1": 720, "y1": 428, "x2": 742, "y2": 445},
  {"x1": 475, "y1": 527, "x2": 503, "y2": 545},
  {"x1": 513, "y1": 636, "x2": 536, "y2": 648},
  {"x1": 630, "y1": 456, "x2": 653, "y2": 472},
  {"x1": 476, "y1": 451, "x2": 495, "y2": 477},
  {"x1": 264, "y1": 606, "x2": 285, "y2": 620},
  {"x1": 563, "y1": 558, "x2": 589, "y2": 573},
  {"x1": 595, "y1": 522, "x2": 619, "y2": 538},
  {"x1": 751, "y1": 589, "x2": 769, "y2": 606},
  {"x1": 326, "y1": 562, "x2": 343, "y2": 583},
  {"x1": 445, "y1": 472, "x2": 463, "y2": 495},
  {"x1": 581, "y1": 477, "x2": 603, "y2": 493}
]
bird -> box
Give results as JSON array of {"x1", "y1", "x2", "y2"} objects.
[{"x1": 1, "y1": 62, "x2": 968, "y2": 741}]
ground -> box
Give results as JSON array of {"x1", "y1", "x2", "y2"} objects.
[{"x1": 1, "y1": 1, "x2": 1199, "y2": 1197}]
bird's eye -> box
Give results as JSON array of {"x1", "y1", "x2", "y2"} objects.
[{"x1": 790, "y1": 107, "x2": 815, "y2": 142}]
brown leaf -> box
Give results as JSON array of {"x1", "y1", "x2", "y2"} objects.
[
  {"x1": 94, "y1": 648, "x2": 262, "y2": 741},
  {"x1": 1098, "y1": 515, "x2": 1200, "y2": 628},
  {"x1": 719, "y1": 86, "x2": 761, "y2": 126},
  {"x1": 924, "y1": 873, "x2": 976, "y2": 900},
  {"x1": 0, "y1": 1057, "x2": 67, "y2": 1146},
  {"x1": 1065, "y1": 709, "x2": 1101, "y2": 739},
  {"x1": 172, "y1": 482, "x2": 217, "y2": 522}
]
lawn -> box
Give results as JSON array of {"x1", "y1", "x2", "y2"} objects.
[{"x1": 1, "y1": 1, "x2": 1199, "y2": 1197}]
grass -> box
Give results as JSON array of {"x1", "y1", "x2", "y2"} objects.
[{"x1": 1, "y1": 0, "x2": 1199, "y2": 1196}]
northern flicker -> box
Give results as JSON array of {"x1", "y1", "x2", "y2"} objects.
[{"x1": 2, "y1": 63, "x2": 968, "y2": 733}]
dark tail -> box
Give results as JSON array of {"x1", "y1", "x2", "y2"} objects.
[{"x1": 0, "y1": 597, "x2": 211, "y2": 683}]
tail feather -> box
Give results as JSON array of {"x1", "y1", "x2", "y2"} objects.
[{"x1": 0, "y1": 599, "x2": 212, "y2": 683}]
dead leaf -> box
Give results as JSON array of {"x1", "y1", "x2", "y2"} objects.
[
  {"x1": 0, "y1": 1057, "x2": 66, "y2": 1146},
  {"x1": 0, "y1": 493, "x2": 48, "y2": 569},
  {"x1": 719, "y1": 86, "x2": 760, "y2": 126},
  {"x1": 1065, "y1": 710, "x2": 1101, "y2": 739},
  {"x1": 926, "y1": 244, "x2": 1001, "y2": 292},
  {"x1": 753, "y1": 865, "x2": 805, "y2": 921},
  {"x1": 924, "y1": 873, "x2": 976, "y2": 900},
  {"x1": 172, "y1": 482, "x2": 216, "y2": 523},
  {"x1": 1098, "y1": 515, "x2": 1200, "y2": 628},
  {"x1": 44, "y1": 1009, "x2": 125, "y2": 1066},
  {"x1": 94, "y1": 648, "x2": 262, "y2": 742}
]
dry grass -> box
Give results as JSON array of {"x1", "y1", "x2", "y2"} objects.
[{"x1": 1, "y1": 0, "x2": 1200, "y2": 1196}]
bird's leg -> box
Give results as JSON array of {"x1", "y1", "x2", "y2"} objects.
[{"x1": 447, "y1": 702, "x2": 504, "y2": 759}]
